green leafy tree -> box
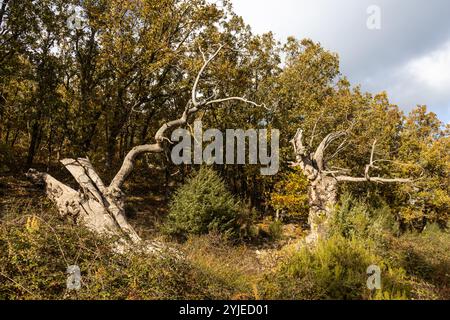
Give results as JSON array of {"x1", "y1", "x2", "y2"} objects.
[
  {"x1": 395, "y1": 106, "x2": 450, "y2": 229},
  {"x1": 268, "y1": 167, "x2": 309, "y2": 221}
]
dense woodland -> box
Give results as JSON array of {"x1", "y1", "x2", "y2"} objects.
[{"x1": 0, "y1": 0, "x2": 449, "y2": 300}]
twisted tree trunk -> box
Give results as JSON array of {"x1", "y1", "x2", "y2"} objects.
[
  {"x1": 306, "y1": 175, "x2": 338, "y2": 243},
  {"x1": 290, "y1": 129, "x2": 412, "y2": 244},
  {"x1": 27, "y1": 45, "x2": 263, "y2": 253},
  {"x1": 26, "y1": 158, "x2": 160, "y2": 253}
]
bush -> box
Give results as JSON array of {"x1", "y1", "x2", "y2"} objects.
[
  {"x1": 163, "y1": 166, "x2": 241, "y2": 240},
  {"x1": 268, "y1": 220, "x2": 283, "y2": 241},
  {"x1": 391, "y1": 224, "x2": 450, "y2": 299},
  {"x1": 259, "y1": 235, "x2": 410, "y2": 300},
  {"x1": 0, "y1": 204, "x2": 251, "y2": 300},
  {"x1": 325, "y1": 195, "x2": 450, "y2": 299},
  {"x1": 328, "y1": 193, "x2": 398, "y2": 247}
]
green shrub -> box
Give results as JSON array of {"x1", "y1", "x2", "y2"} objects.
[
  {"x1": 163, "y1": 166, "x2": 241, "y2": 240},
  {"x1": 0, "y1": 204, "x2": 250, "y2": 300},
  {"x1": 328, "y1": 193, "x2": 397, "y2": 246},
  {"x1": 268, "y1": 220, "x2": 283, "y2": 241},
  {"x1": 259, "y1": 235, "x2": 410, "y2": 300},
  {"x1": 326, "y1": 196, "x2": 450, "y2": 299},
  {"x1": 391, "y1": 224, "x2": 450, "y2": 299}
]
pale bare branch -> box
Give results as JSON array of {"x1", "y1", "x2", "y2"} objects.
[
  {"x1": 290, "y1": 129, "x2": 307, "y2": 156},
  {"x1": 205, "y1": 96, "x2": 268, "y2": 110},
  {"x1": 326, "y1": 137, "x2": 348, "y2": 161},
  {"x1": 370, "y1": 139, "x2": 377, "y2": 164},
  {"x1": 109, "y1": 143, "x2": 164, "y2": 190},
  {"x1": 313, "y1": 131, "x2": 346, "y2": 171},
  {"x1": 309, "y1": 109, "x2": 325, "y2": 146},
  {"x1": 192, "y1": 44, "x2": 224, "y2": 107},
  {"x1": 336, "y1": 176, "x2": 412, "y2": 183},
  {"x1": 110, "y1": 45, "x2": 264, "y2": 189},
  {"x1": 198, "y1": 43, "x2": 207, "y2": 63}
]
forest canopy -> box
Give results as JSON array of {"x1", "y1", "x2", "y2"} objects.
[
  {"x1": 0, "y1": 0, "x2": 449, "y2": 301},
  {"x1": 1, "y1": 0, "x2": 448, "y2": 229}
]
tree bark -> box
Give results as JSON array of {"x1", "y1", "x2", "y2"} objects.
[
  {"x1": 26, "y1": 158, "x2": 163, "y2": 254},
  {"x1": 306, "y1": 175, "x2": 338, "y2": 243},
  {"x1": 27, "y1": 45, "x2": 263, "y2": 254},
  {"x1": 290, "y1": 129, "x2": 412, "y2": 244}
]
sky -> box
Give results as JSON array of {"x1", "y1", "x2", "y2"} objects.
[{"x1": 231, "y1": 0, "x2": 450, "y2": 123}]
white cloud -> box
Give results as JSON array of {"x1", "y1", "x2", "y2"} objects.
[
  {"x1": 404, "y1": 41, "x2": 450, "y2": 92},
  {"x1": 375, "y1": 41, "x2": 450, "y2": 120},
  {"x1": 231, "y1": 0, "x2": 450, "y2": 122}
]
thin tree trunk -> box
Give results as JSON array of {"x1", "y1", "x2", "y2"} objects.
[
  {"x1": 26, "y1": 122, "x2": 40, "y2": 167},
  {"x1": 10, "y1": 128, "x2": 19, "y2": 147},
  {"x1": 4, "y1": 123, "x2": 10, "y2": 144}
]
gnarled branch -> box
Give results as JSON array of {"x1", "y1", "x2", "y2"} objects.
[
  {"x1": 290, "y1": 129, "x2": 318, "y2": 180},
  {"x1": 109, "y1": 45, "x2": 263, "y2": 190},
  {"x1": 336, "y1": 139, "x2": 412, "y2": 184},
  {"x1": 336, "y1": 176, "x2": 412, "y2": 183},
  {"x1": 313, "y1": 131, "x2": 346, "y2": 171},
  {"x1": 290, "y1": 128, "x2": 413, "y2": 184}
]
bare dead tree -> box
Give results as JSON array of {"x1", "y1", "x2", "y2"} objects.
[
  {"x1": 27, "y1": 45, "x2": 263, "y2": 253},
  {"x1": 290, "y1": 129, "x2": 413, "y2": 244}
]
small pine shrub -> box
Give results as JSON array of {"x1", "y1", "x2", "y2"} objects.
[{"x1": 164, "y1": 167, "x2": 241, "y2": 240}]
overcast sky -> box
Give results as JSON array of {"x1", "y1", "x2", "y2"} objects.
[{"x1": 231, "y1": 0, "x2": 450, "y2": 123}]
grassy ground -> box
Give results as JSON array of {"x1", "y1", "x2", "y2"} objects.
[{"x1": 0, "y1": 174, "x2": 448, "y2": 300}]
